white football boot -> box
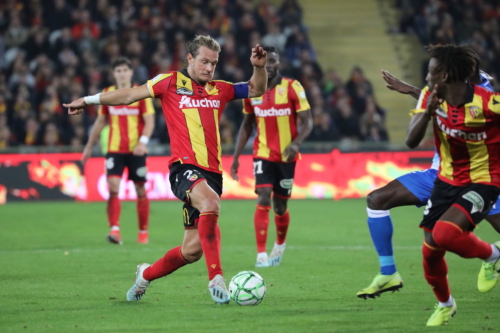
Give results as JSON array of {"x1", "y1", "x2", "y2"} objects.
[
  {"x1": 208, "y1": 274, "x2": 230, "y2": 304},
  {"x1": 126, "y1": 263, "x2": 151, "y2": 301},
  {"x1": 255, "y1": 252, "x2": 270, "y2": 268},
  {"x1": 268, "y1": 243, "x2": 286, "y2": 266}
]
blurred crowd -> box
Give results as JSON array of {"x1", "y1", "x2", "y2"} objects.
[
  {"x1": 0, "y1": 0, "x2": 389, "y2": 150},
  {"x1": 397, "y1": 0, "x2": 500, "y2": 87}
]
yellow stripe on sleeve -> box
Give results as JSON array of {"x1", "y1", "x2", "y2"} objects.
[
  {"x1": 291, "y1": 80, "x2": 310, "y2": 112},
  {"x1": 147, "y1": 73, "x2": 173, "y2": 98}
]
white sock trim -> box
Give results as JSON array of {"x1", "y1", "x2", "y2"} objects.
[
  {"x1": 111, "y1": 226, "x2": 120, "y2": 231},
  {"x1": 274, "y1": 242, "x2": 286, "y2": 250},
  {"x1": 366, "y1": 208, "x2": 390, "y2": 218},
  {"x1": 486, "y1": 244, "x2": 500, "y2": 263},
  {"x1": 438, "y1": 296, "x2": 454, "y2": 307},
  {"x1": 139, "y1": 230, "x2": 148, "y2": 234}
]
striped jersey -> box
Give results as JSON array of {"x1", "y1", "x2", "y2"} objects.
[
  {"x1": 243, "y1": 75, "x2": 310, "y2": 162},
  {"x1": 429, "y1": 72, "x2": 494, "y2": 170},
  {"x1": 98, "y1": 85, "x2": 155, "y2": 153},
  {"x1": 147, "y1": 69, "x2": 249, "y2": 174},
  {"x1": 412, "y1": 84, "x2": 500, "y2": 187}
]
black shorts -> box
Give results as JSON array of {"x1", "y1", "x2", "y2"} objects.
[
  {"x1": 420, "y1": 178, "x2": 500, "y2": 231},
  {"x1": 106, "y1": 153, "x2": 147, "y2": 182},
  {"x1": 253, "y1": 158, "x2": 296, "y2": 199},
  {"x1": 169, "y1": 162, "x2": 223, "y2": 229}
]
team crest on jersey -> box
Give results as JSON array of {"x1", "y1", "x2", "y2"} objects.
[
  {"x1": 469, "y1": 106, "x2": 480, "y2": 118},
  {"x1": 278, "y1": 87, "x2": 286, "y2": 96},
  {"x1": 176, "y1": 87, "x2": 194, "y2": 95},
  {"x1": 251, "y1": 98, "x2": 263, "y2": 105}
]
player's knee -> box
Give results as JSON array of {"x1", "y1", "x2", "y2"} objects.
[
  {"x1": 273, "y1": 202, "x2": 287, "y2": 216},
  {"x1": 432, "y1": 221, "x2": 460, "y2": 248},
  {"x1": 256, "y1": 188, "x2": 272, "y2": 206},
  {"x1": 200, "y1": 196, "x2": 220, "y2": 213},
  {"x1": 135, "y1": 183, "x2": 146, "y2": 197},
  {"x1": 182, "y1": 246, "x2": 203, "y2": 263},
  {"x1": 366, "y1": 190, "x2": 386, "y2": 210}
]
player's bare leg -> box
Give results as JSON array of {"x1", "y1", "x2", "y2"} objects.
[
  {"x1": 358, "y1": 179, "x2": 420, "y2": 298},
  {"x1": 255, "y1": 187, "x2": 272, "y2": 267},
  {"x1": 134, "y1": 182, "x2": 149, "y2": 244},
  {"x1": 268, "y1": 195, "x2": 289, "y2": 266},
  {"x1": 106, "y1": 177, "x2": 122, "y2": 244},
  {"x1": 485, "y1": 213, "x2": 500, "y2": 233},
  {"x1": 189, "y1": 180, "x2": 230, "y2": 304}
]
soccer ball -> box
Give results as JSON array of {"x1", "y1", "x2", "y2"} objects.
[{"x1": 229, "y1": 271, "x2": 266, "y2": 306}]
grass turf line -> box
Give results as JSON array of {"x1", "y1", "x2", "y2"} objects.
[{"x1": 1, "y1": 199, "x2": 499, "y2": 332}]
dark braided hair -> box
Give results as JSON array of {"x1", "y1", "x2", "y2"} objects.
[{"x1": 426, "y1": 44, "x2": 476, "y2": 83}]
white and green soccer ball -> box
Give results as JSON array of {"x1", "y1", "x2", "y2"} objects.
[{"x1": 229, "y1": 271, "x2": 266, "y2": 306}]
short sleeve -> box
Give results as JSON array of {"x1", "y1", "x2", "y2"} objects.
[
  {"x1": 147, "y1": 73, "x2": 174, "y2": 99},
  {"x1": 290, "y1": 80, "x2": 310, "y2": 112},
  {"x1": 409, "y1": 86, "x2": 430, "y2": 116},
  {"x1": 141, "y1": 98, "x2": 155, "y2": 115},
  {"x1": 242, "y1": 99, "x2": 253, "y2": 114}
]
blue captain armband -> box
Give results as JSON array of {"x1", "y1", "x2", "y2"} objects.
[{"x1": 233, "y1": 82, "x2": 250, "y2": 100}]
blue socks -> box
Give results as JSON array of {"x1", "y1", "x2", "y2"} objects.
[{"x1": 367, "y1": 208, "x2": 396, "y2": 275}]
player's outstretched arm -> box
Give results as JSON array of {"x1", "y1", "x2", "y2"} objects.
[
  {"x1": 82, "y1": 114, "x2": 106, "y2": 164},
  {"x1": 381, "y1": 70, "x2": 421, "y2": 100},
  {"x1": 283, "y1": 110, "x2": 313, "y2": 162},
  {"x1": 248, "y1": 44, "x2": 268, "y2": 98},
  {"x1": 64, "y1": 85, "x2": 152, "y2": 115},
  {"x1": 405, "y1": 85, "x2": 441, "y2": 148},
  {"x1": 231, "y1": 113, "x2": 256, "y2": 181}
]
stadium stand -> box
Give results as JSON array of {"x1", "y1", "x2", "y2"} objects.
[
  {"x1": 0, "y1": 0, "x2": 389, "y2": 150},
  {"x1": 395, "y1": 0, "x2": 500, "y2": 88}
]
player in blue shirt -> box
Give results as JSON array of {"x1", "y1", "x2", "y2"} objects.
[{"x1": 357, "y1": 56, "x2": 500, "y2": 299}]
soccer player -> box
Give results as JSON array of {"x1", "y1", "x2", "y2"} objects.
[
  {"x1": 64, "y1": 35, "x2": 267, "y2": 304},
  {"x1": 405, "y1": 44, "x2": 500, "y2": 326},
  {"x1": 82, "y1": 57, "x2": 155, "y2": 245},
  {"x1": 230, "y1": 46, "x2": 312, "y2": 267},
  {"x1": 357, "y1": 55, "x2": 500, "y2": 299}
]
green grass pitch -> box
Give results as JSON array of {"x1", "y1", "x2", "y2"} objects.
[{"x1": 2, "y1": 199, "x2": 500, "y2": 332}]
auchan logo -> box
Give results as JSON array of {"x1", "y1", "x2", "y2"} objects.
[
  {"x1": 179, "y1": 95, "x2": 220, "y2": 108},
  {"x1": 255, "y1": 106, "x2": 291, "y2": 117}
]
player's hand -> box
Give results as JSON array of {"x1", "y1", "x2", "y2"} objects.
[
  {"x1": 133, "y1": 142, "x2": 148, "y2": 156},
  {"x1": 381, "y1": 70, "x2": 413, "y2": 94},
  {"x1": 283, "y1": 143, "x2": 299, "y2": 162},
  {"x1": 250, "y1": 44, "x2": 267, "y2": 68},
  {"x1": 426, "y1": 84, "x2": 443, "y2": 117},
  {"x1": 81, "y1": 145, "x2": 92, "y2": 164},
  {"x1": 230, "y1": 159, "x2": 240, "y2": 181},
  {"x1": 64, "y1": 98, "x2": 86, "y2": 115}
]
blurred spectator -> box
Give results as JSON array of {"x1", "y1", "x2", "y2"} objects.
[
  {"x1": 0, "y1": 125, "x2": 16, "y2": 148},
  {"x1": 0, "y1": 0, "x2": 387, "y2": 149}
]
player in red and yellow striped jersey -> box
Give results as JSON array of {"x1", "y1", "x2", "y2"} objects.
[
  {"x1": 82, "y1": 57, "x2": 155, "y2": 245},
  {"x1": 406, "y1": 44, "x2": 500, "y2": 326},
  {"x1": 231, "y1": 46, "x2": 313, "y2": 268},
  {"x1": 65, "y1": 35, "x2": 268, "y2": 304}
]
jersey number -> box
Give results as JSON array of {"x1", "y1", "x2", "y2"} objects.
[
  {"x1": 424, "y1": 199, "x2": 432, "y2": 216},
  {"x1": 253, "y1": 160, "x2": 263, "y2": 175}
]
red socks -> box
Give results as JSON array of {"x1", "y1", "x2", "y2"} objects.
[
  {"x1": 198, "y1": 211, "x2": 223, "y2": 280},
  {"x1": 254, "y1": 205, "x2": 271, "y2": 252},
  {"x1": 433, "y1": 220, "x2": 492, "y2": 259},
  {"x1": 143, "y1": 246, "x2": 189, "y2": 281},
  {"x1": 107, "y1": 193, "x2": 121, "y2": 228},
  {"x1": 422, "y1": 242, "x2": 450, "y2": 302},
  {"x1": 275, "y1": 210, "x2": 290, "y2": 245},
  {"x1": 137, "y1": 195, "x2": 150, "y2": 231}
]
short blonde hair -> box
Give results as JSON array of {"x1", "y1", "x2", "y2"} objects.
[{"x1": 186, "y1": 35, "x2": 221, "y2": 58}]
